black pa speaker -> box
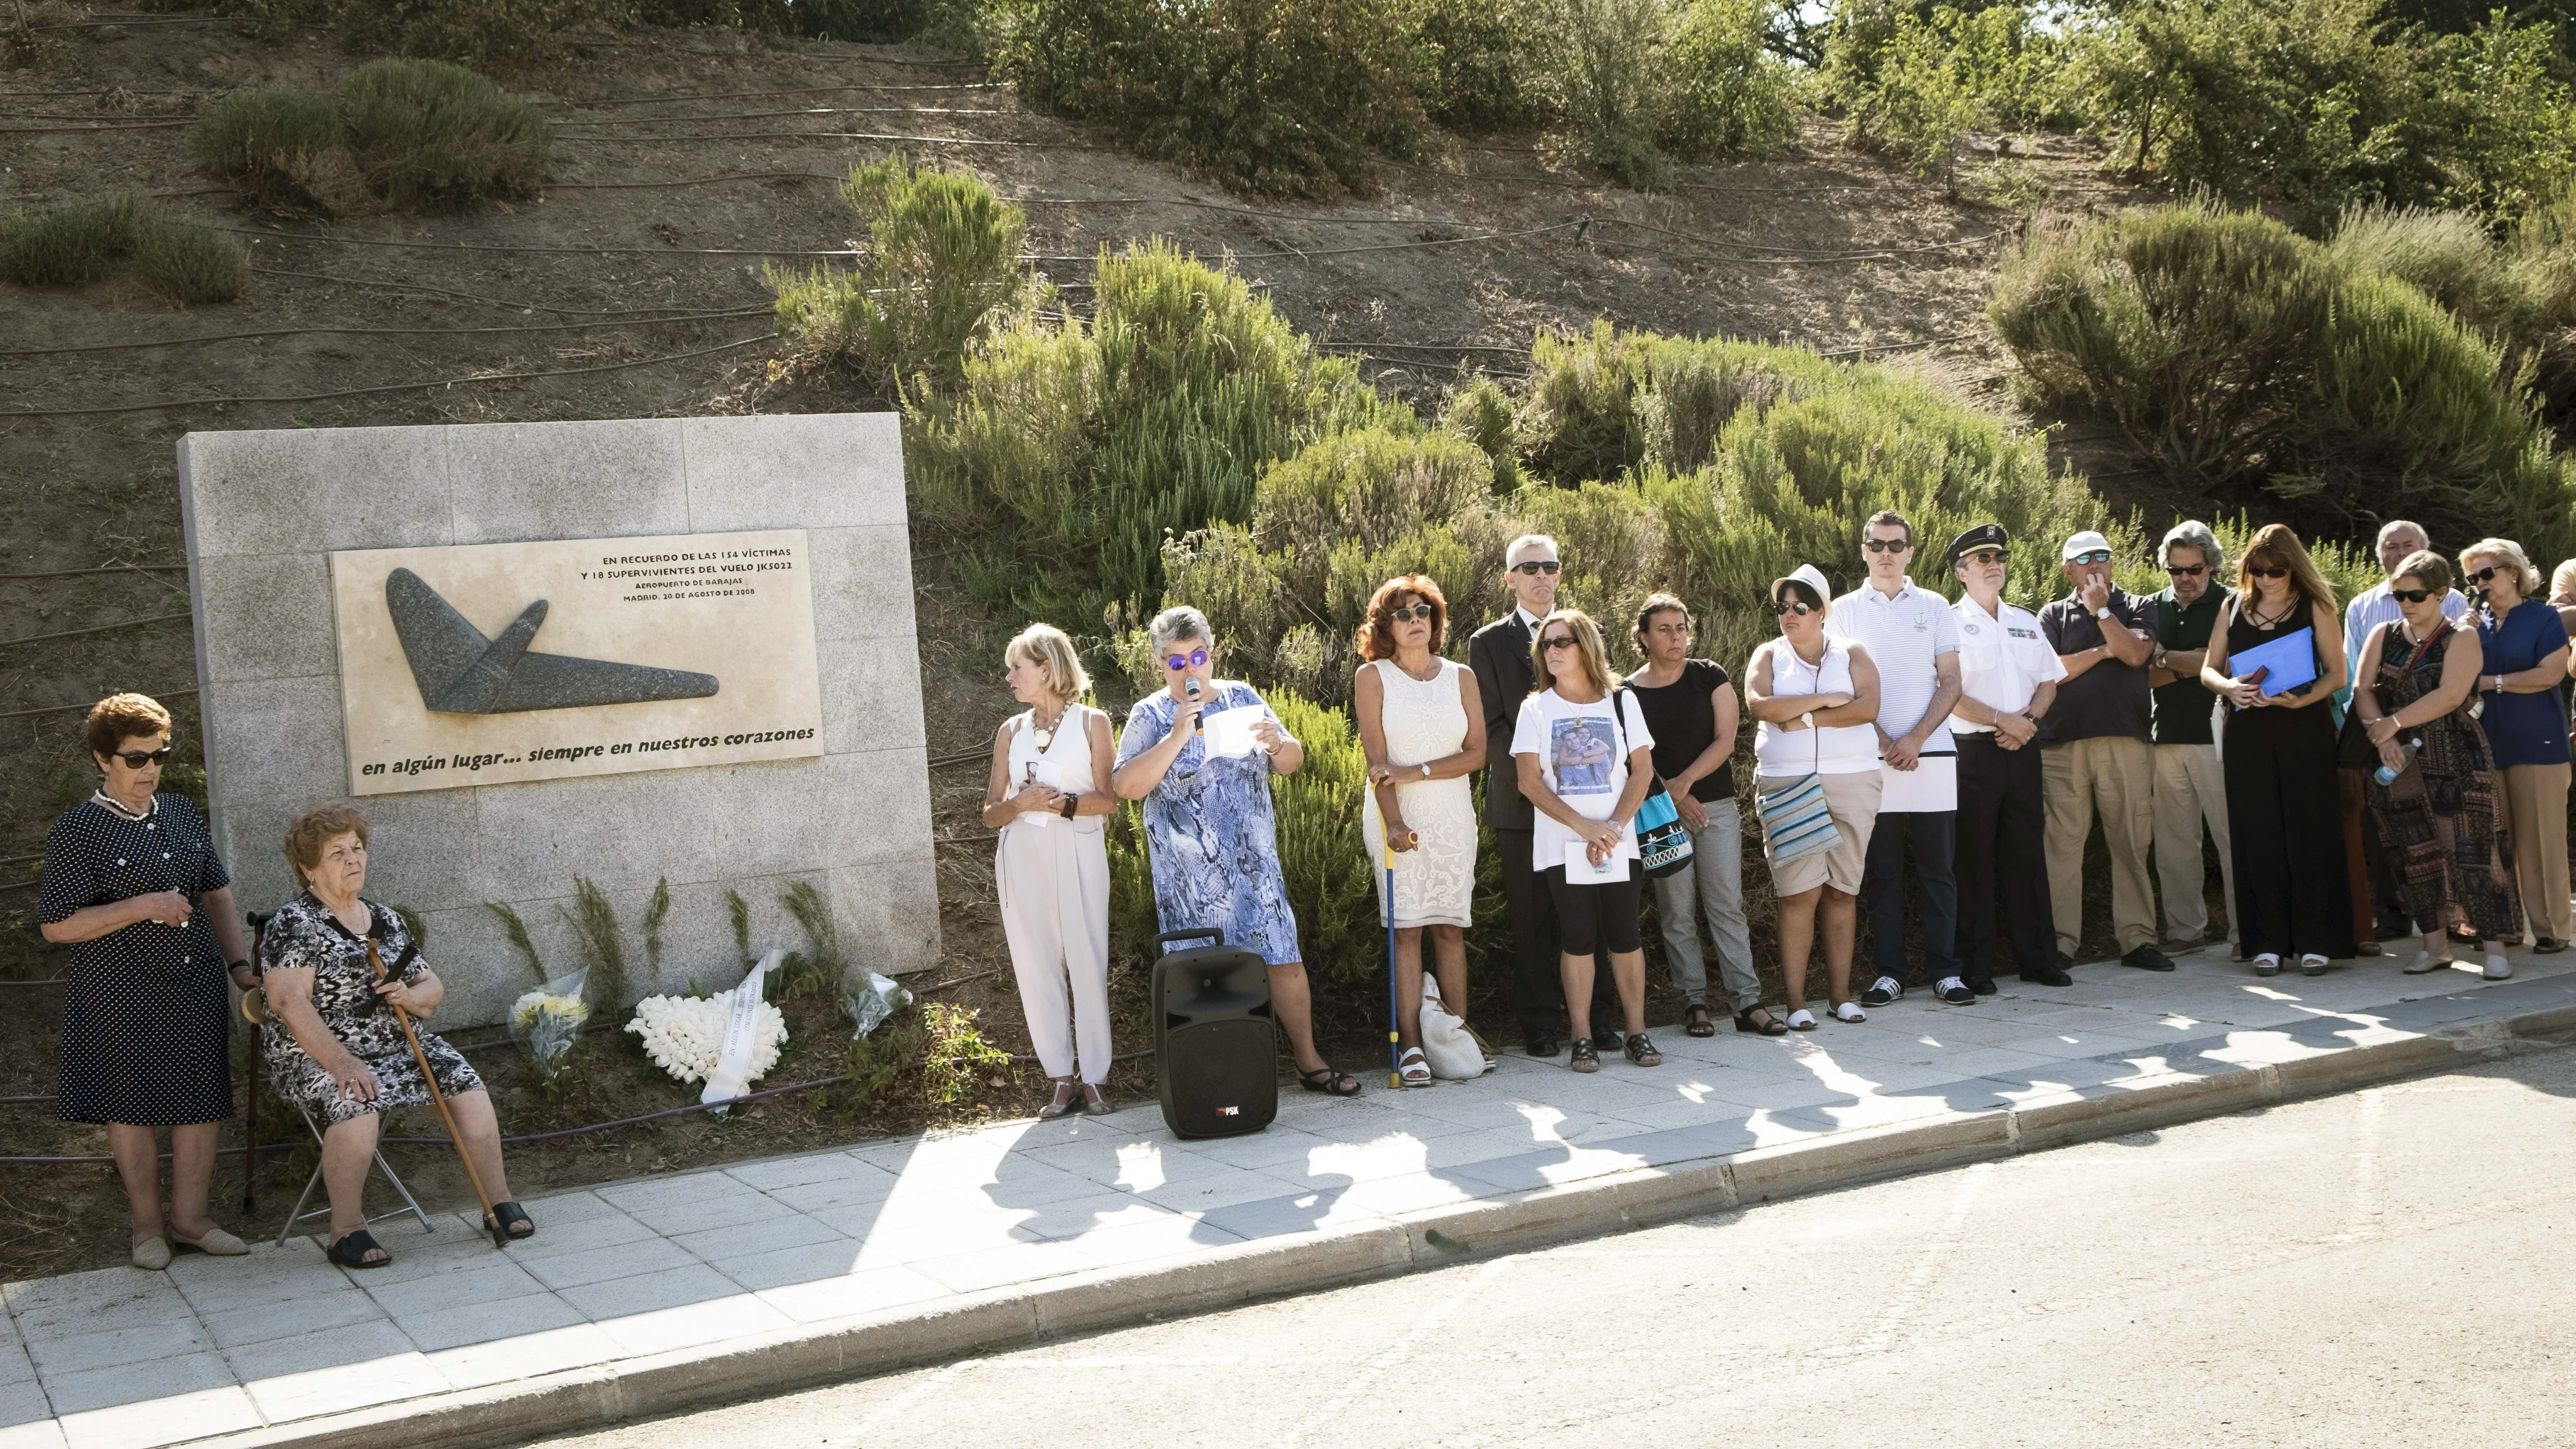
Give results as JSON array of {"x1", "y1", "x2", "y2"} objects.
[{"x1": 1152, "y1": 928, "x2": 1278, "y2": 1139}]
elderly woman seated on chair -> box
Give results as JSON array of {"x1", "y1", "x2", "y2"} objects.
[{"x1": 258, "y1": 805, "x2": 533, "y2": 1267}]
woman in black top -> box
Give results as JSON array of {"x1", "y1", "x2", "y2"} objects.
[
  {"x1": 1626, "y1": 596, "x2": 1782, "y2": 1035},
  {"x1": 2202, "y1": 525, "x2": 2354, "y2": 975},
  {"x1": 37, "y1": 694, "x2": 254, "y2": 1270}
]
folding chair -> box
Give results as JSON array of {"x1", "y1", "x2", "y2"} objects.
[
  {"x1": 273, "y1": 1093, "x2": 436, "y2": 1248},
  {"x1": 237, "y1": 925, "x2": 437, "y2": 1250}
]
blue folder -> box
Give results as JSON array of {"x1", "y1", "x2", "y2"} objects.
[{"x1": 2229, "y1": 624, "x2": 2319, "y2": 697}]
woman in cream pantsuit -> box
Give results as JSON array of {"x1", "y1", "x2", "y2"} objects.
[{"x1": 983, "y1": 624, "x2": 1120, "y2": 1118}]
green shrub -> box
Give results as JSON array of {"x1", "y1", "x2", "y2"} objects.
[
  {"x1": 1662, "y1": 0, "x2": 1801, "y2": 162},
  {"x1": 985, "y1": 0, "x2": 1430, "y2": 198},
  {"x1": 1991, "y1": 202, "x2": 2576, "y2": 561},
  {"x1": 1264, "y1": 692, "x2": 1382, "y2": 983},
  {"x1": 1512, "y1": 319, "x2": 1842, "y2": 483},
  {"x1": 0, "y1": 194, "x2": 246, "y2": 304},
  {"x1": 563, "y1": 876, "x2": 630, "y2": 1006},
  {"x1": 768, "y1": 157, "x2": 1037, "y2": 400},
  {"x1": 911, "y1": 241, "x2": 1406, "y2": 632},
  {"x1": 919, "y1": 1003, "x2": 1012, "y2": 1107},
  {"x1": 2073, "y1": 0, "x2": 2576, "y2": 228},
  {"x1": 190, "y1": 59, "x2": 548, "y2": 214},
  {"x1": 2510, "y1": 194, "x2": 2576, "y2": 424},
  {"x1": 1825, "y1": 1, "x2": 2075, "y2": 190},
  {"x1": 1535, "y1": 0, "x2": 1674, "y2": 186},
  {"x1": 1408, "y1": 0, "x2": 1549, "y2": 132},
  {"x1": 337, "y1": 0, "x2": 603, "y2": 74}
]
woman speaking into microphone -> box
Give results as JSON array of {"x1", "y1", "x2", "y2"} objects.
[{"x1": 1112, "y1": 606, "x2": 1363, "y2": 1097}]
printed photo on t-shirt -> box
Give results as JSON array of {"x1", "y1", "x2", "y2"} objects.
[{"x1": 1550, "y1": 715, "x2": 1616, "y2": 794}]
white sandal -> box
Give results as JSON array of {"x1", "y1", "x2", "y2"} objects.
[
  {"x1": 1397, "y1": 1047, "x2": 1433, "y2": 1087},
  {"x1": 2403, "y1": 951, "x2": 2453, "y2": 975},
  {"x1": 2299, "y1": 953, "x2": 2329, "y2": 977},
  {"x1": 2252, "y1": 953, "x2": 2281, "y2": 977},
  {"x1": 2484, "y1": 955, "x2": 2514, "y2": 980},
  {"x1": 1833, "y1": 1001, "x2": 1866, "y2": 1023},
  {"x1": 1785, "y1": 1009, "x2": 1818, "y2": 1031}
]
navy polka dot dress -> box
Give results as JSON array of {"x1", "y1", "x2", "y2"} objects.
[{"x1": 38, "y1": 794, "x2": 236, "y2": 1126}]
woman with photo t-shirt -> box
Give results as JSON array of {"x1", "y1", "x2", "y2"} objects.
[{"x1": 1513, "y1": 609, "x2": 1661, "y2": 1073}]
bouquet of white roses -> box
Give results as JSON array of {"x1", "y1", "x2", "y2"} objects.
[
  {"x1": 627, "y1": 986, "x2": 786, "y2": 1088},
  {"x1": 508, "y1": 967, "x2": 591, "y2": 1098}
]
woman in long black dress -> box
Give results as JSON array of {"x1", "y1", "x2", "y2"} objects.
[
  {"x1": 37, "y1": 694, "x2": 254, "y2": 1270},
  {"x1": 2202, "y1": 526, "x2": 2354, "y2": 975},
  {"x1": 2354, "y1": 550, "x2": 2521, "y2": 980}
]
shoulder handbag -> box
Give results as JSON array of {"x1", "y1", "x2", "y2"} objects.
[
  {"x1": 1754, "y1": 649, "x2": 1843, "y2": 870},
  {"x1": 2337, "y1": 620, "x2": 2445, "y2": 771},
  {"x1": 1612, "y1": 688, "x2": 1694, "y2": 880}
]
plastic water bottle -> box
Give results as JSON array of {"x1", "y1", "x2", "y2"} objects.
[{"x1": 2373, "y1": 738, "x2": 2421, "y2": 786}]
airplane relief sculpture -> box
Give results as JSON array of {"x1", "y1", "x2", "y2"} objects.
[{"x1": 386, "y1": 567, "x2": 720, "y2": 715}]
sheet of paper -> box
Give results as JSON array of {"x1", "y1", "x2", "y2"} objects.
[
  {"x1": 1201, "y1": 707, "x2": 1265, "y2": 759},
  {"x1": 1564, "y1": 842, "x2": 1631, "y2": 882}
]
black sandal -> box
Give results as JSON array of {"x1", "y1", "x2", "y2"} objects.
[
  {"x1": 1569, "y1": 1039, "x2": 1600, "y2": 1073},
  {"x1": 327, "y1": 1229, "x2": 390, "y2": 1269},
  {"x1": 492, "y1": 1201, "x2": 535, "y2": 1240},
  {"x1": 1297, "y1": 1065, "x2": 1364, "y2": 1096},
  {"x1": 1735, "y1": 1006, "x2": 1790, "y2": 1036},
  {"x1": 1624, "y1": 1032, "x2": 1663, "y2": 1067},
  {"x1": 1683, "y1": 1005, "x2": 1717, "y2": 1038}
]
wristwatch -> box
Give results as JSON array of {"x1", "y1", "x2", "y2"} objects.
[
  {"x1": 1058, "y1": 792, "x2": 1079, "y2": 819},
  {"x1": 2093, "y1": 605, "x2": 2113, "y2": 621},
  {"x1": 1418, "y1": 761, "x2": 1431, "y2": 780}
]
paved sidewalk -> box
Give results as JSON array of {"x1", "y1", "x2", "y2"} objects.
[{"x1": 7, "y1": 942, "x2": 2576, "y2": 1449}]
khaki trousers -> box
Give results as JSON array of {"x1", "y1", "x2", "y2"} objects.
[
  {"x1": 2501, "y1": 763, "x2": 2574, "y2": 943},
  {"x1": 2043, "y1": 735, "x2": 2158, "y2": 955},
  {"x1": 2152, "y1": 743, "x2": 2233, "y2": 942}
]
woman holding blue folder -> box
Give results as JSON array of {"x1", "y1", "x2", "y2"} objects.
[{"x1": 2202, "y1": 524, "x2": 2355, "y2": 975}]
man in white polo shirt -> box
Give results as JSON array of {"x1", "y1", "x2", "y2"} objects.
[
  {"x1": 1945, "y1": 523, "x2": 2072, "y2": 988},
  {"x1": 1828, "y1": 510, "x2": 1969, "y2": 1006}
]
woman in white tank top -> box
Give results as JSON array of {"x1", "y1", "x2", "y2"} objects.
[
  {"x1": 1746, "y1": 566, "x2": 1885, "y2": 1030},
  {"x1": 981, "y1": 625, "x2": 1119, "y2": 1119}
]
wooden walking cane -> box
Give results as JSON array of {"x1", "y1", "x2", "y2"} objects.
[{"x1": 367, "y1": 939, "x2": 508, "y2": 1247}]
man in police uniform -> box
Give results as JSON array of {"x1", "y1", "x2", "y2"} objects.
[
  {"x1": 1946, "y1": 524, "x2": 2073, "y2": 988},
  {"x1": 1828, "y1": 510, "x2": 1968, "y2": 1006}
]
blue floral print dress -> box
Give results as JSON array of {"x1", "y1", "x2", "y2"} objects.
[{"x1": 1115, "y1": 681, "x2": 1304, "y2": 966}]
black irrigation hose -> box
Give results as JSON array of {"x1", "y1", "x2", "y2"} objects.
[
  {"x1": 547, "y1": 172, "x2": 847, "y2": 190},
  {"x1": 0, "y1": 611, "x2": 190, "y2": 648},
  {"x1": 0, "y1": 120, "x2": 191, "y2": 134},
  {"x1": 0, "y1": 563, "x2": 187, "y2": 577},
  {"x1": 0, "y1": 307, "x2": 770, "y2": 358},
  {"x1": 557, "y1": 82, "x2": 1008, "y2": 106},
  {"x1": 1591, "y1": 213, "x2": 1996, "y2": 259},
  {"x1": 251, "y1": 265, "x2": 757, "y2": 317},
  {"x1": 551, "y1": 106, "x2": 1012, "y2": 123},
  {"x1": 1023, "y1": 219, "x2": 1589, "y2": 265},
  {"x1": 557, "y1": 129, "x2": 1093, "y2": 149},
  {"x1": 222, "y1": 225, "x2": 864, "y2": 259},
  {"x1": 0, "y1": 333, "x2": 775, "y2": 418},
  {"x1": 0, "y1": 687, "x2": 197, "y2": 725}
]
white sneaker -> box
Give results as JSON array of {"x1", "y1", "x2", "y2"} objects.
[
  {"x1": 2485, "y1": 955, "x2": 2514, "y2": 980},
  {"x1": 1860, "y1": 975, "x2": 1903, "y2": 1007}
]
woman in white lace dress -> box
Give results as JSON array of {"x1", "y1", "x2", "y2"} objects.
[{"x1": 1354, "y1": 576, "x2": 1487, "y2": 1086}]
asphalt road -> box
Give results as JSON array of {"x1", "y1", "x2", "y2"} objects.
[{"x1": 543, "y1": 1046, "x2": 2576, "y2": 1449}]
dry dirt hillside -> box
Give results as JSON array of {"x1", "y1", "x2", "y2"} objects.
[{"x1": 0, "y1": 16, "x2": 2156, "y2": 1276}]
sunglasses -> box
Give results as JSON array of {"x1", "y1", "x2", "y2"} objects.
[
  {"x1": 2471, "y1": 566, "x2": 2508, "y2": 585},
  {"x1": 2166, "y1": 563, "x2": 2207, "y2": 577},
  {"x1": 2068, "y1": 550, "x2": 2114, "y2": 566},
  {"x1": 2247, "y1": 565, "x2": 2287, "y2": 579},
  {"x1": 1389, "y1": 603, "x2": 1436, "y2": 623},
  {"x1": 1772, "y1": 599, "x2": 1816, "y2": 618},
  {"x1": 1540, "y1": 635, "x2": 1579, "y2": 652},
  {"x1": 1161, "y1": 648, "x2": 1210, "y2": 671},
  {"x1": 1511, "y1": 560, "x2": 1562, "y2": 576},
  {"x1": 1960, "y1": 548, "x2": 2008, "y2": 567},
  {"x1": 110, "y1": 748, "x2": 174, "y2": 769},
  {"x1": 1863, "y1": 538, "x2": 1911, "y2": 553},
  {"x1": 2390, "y1": 588, "x2": 2437, "y2": 604}
]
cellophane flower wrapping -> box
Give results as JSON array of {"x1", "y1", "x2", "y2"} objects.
[
  {"x1": 842, "y1": 969, "x2": 912, "y2": 1039},
  {"x1": 626, "y1": 988, "x2": 787, "y2": 1086},
  {"x1": 508, "y1": 967, "x2": 591, "y2": 1096}
]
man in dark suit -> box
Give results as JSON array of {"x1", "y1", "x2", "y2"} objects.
[{"x1": 1469, "y1": 533, "x2": 1574, "y2": 1056}]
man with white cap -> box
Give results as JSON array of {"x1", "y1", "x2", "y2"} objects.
[
  {"x1": 1827, "y1": 510, "x2": 1969, "y2": 1006},
  {"x1": 2038, "y1": 529, "x2": 2176, "y2": 972},
  {"x1": 1945, "y1": 523, "x2": 2071, "y2": 987}
]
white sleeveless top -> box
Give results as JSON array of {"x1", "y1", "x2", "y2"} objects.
[
  {"x1": 1754, "y1": 639, "x2": 1881, "y2": 775},
  {"x1": 1003, "y1": 703, "x2": 1104, "y2": 836}
]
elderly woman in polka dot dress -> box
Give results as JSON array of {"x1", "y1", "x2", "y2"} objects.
[
  {"x1": 259, "y1": 805, "x2": 533, "y2": 1268},
  {"x1": 38, "y1": 694, "x2": 254, "y2": 1271}
]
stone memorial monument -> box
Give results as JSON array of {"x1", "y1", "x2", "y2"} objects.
[{"x1": 178, "y1": 413, "x2": 936, "y2": 1025}]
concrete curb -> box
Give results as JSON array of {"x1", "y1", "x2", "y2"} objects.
[{"x1": 168, "y1": 993, "x2": 2576, "y2": 1449}]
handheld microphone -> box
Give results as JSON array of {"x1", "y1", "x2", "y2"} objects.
[{"x1": 1185, "y1": 676, "x2": 1202, "y2": 732}]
